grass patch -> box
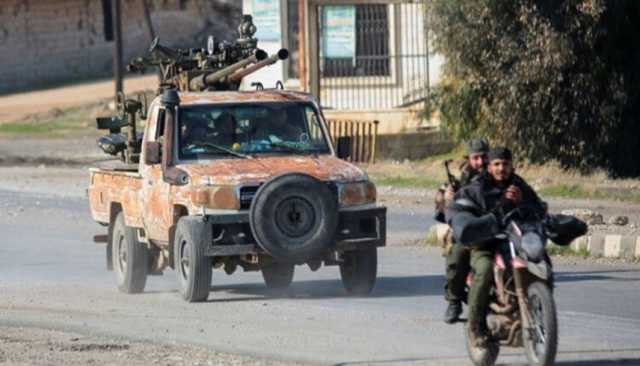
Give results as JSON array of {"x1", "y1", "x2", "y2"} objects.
[
  {"x1": 425, "y1": 227, "x2": 439, "y2": 247},
  {"x1": 546, "y1": 243, "x2": 590, "y2": 258},
  {"x1": 0, "y1": 107, "x2": 93, "y2": 135},
  {"x1": 539, "y1": 183, "x2": 640, "y2": 204},
  {"x1": 539, "y1": 184, "x2": 588, "y2": 199},
  {"x1": 415, "y1": 146, "x2": 464, "y2": 165},
  {"x1": 370, "y1": 174, "x2": 441, "y2": 189}
]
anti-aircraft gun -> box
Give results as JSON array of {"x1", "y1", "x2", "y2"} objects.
[{"x1": 96, "y1": 15, "x2": 289, "y2": 165}]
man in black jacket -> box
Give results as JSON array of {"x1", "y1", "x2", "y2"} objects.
[{"x1": 446, "y1": 147, "x2": 545, "y2": 345}]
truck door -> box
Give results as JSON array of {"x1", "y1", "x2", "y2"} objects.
[{"x1": 140, "y1": 106, "x2": 173, "y2": 242}]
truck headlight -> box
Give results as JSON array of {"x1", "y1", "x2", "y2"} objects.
[
  {"x1": 338, "y1": 181, "x2": 377, "y2": 206},
  {"x1": 190, "y1": 186, "x2": 240, "y2": 209}
]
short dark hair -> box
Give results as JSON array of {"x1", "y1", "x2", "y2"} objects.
[{"x1": 488, "y1": 147, "x2": 513, "y2": 161}]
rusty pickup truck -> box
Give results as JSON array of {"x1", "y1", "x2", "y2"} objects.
[{"x1": 88, "y1": 89, "x2": 386, "y2": 302}]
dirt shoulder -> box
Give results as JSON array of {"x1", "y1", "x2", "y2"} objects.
[
  {"x1": 0, "y1": 75, "x2": 157, "y2": 124},
  {"x1": 0, "y1": 325, "x2": 299, "y2": 366}
]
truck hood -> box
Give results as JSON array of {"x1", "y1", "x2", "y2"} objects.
[{"x1": 180, "y1": 155, "x2": 367, "y2": 186}]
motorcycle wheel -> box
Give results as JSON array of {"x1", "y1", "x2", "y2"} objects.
[
  {"x1": 523, "y1": 281, "x2": 558, "y2": 366},
  {"x1": 464, "y1": 324, "x2": 500, "y2": 366}
]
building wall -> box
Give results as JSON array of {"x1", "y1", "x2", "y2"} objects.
[
  {"x1": 376, "y1": 130, "x2": 453, "y2": 161},
  {"x1": 0, "y1": 0, "x2": 240, "y2": 94},
  {"x1": 240, "y1": 0, "x2": 288, "y2": 91}
]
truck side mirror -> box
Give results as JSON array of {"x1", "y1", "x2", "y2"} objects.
[
  {"x1": 144, "y1": 141, "x2": 161, "y2": 165},
  {"x1": 336, "y1": 136, "x2": 352, "y2": 160}
]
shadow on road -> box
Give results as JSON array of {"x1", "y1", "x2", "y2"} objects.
[
  {"x1": 208, "y1": 275, "x2": 444, "y2": 302},
  {"x1": 555, "y1": 269, "x2": 640, "y2": 283},
  {"x1": 556, "y1": 358, "x2": 640, "y2": 365}
]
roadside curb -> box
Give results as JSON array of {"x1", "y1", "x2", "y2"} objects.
[
  {"x1": 570, "y1": 234, "x2": 640, "y2": 259},
  {"x1": 428, "y1": 223, "x2": 640, "y2": 260}
]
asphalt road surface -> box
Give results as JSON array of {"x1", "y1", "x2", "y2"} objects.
[{"x1": 1, "y1": 189, "x2": 640, "y2": 366}]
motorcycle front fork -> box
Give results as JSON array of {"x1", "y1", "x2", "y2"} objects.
[{"x1": 512, "y1": 264, "x2": 537, "y2": 341}]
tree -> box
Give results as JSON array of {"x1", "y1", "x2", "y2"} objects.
[{"x1": 429, "y1": 0, "x2": 640, "y2": 177}]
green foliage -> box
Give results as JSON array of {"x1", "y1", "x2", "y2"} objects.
[
  {"x1": 369, "y1": 174, "x2": 441, "y2": 189},
  {"x1": 429, "y1": 0, "x2": 640, "y2": 177}
]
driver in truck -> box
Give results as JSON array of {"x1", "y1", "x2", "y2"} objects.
[{"x1": 446, "y1": 147, "x2": 546, "y2": 346}]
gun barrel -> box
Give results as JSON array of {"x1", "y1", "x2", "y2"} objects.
[
  {"x1": 190, "y1": 50, "x2": 268, "y2": 91},
  {"x1": 228, "y1": 49, "x2": 289, "y2": 82}
]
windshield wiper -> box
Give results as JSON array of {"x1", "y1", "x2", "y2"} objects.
[
  {"x1": 193, "y1": 142, "x2": 251, "y2": 159},
  {"x1": 270, "y1": 141, "x2": 315, "y2": 154}
]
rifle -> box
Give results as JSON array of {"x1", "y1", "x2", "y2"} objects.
[
  {"x1": 434, "y1": 159, "x2": 461, "y2": 224},
  {"x1": 444, "y1": 159, "x2": 461, "y2": 191}
]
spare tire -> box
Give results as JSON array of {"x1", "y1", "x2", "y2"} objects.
[{"x1": 250, "y1": 173, "x2": 338, "y2": 263}]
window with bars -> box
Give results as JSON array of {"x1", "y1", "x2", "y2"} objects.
[{"x1": 321, "y1": 4, "x2": 390, "y2": 78}]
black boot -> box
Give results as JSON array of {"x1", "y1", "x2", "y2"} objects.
[{"x1": 444, "y1": 301, "x2": 463, "y2": 324}]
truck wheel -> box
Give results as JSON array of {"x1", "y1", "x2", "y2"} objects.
[
  {"x1": 262, "y1": 263, "x2": 295, "y2": 289},
  {"x1": 250, "y1": 173, "x2": 338, "y2": 263},
  {"x1": 174, "y1": 217, "x2": 212, "y2": 302},
  {"x1": 112, "y1": 212, "x2": 148, "y2": 294},
  {"x1": 339, "y1": 247, "x2": 378, "y2": 296}
]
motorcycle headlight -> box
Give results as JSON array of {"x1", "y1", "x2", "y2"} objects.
[
  {"x1": 338, "y1": 181, "x2": 377, "y2": 206},
  {"x1": 190, "y1": 186, "x2": 240, "y2": 209}
]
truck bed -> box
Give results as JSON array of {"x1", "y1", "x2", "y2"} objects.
[{"x1": 88, "y1": 167, "x2": 144, "y2": 228}]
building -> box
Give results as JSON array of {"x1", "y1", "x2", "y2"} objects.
[
  {"x1": 0, "y1": 0, "x2": 240, "y2": 94},
  {"x1": 241, "y1": 0, "x2": 443, "y2": 133}
]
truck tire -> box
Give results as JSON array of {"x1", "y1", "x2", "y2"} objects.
[
  {"x1": 339, "y1": 247, "x2": 377, "y2": 296},
  {"x1": 262, "y1": 263, "x2": 295, "y2": 289},
  {"x1": 174, "y1": 217, "x2": 212, "y2": 302},
  {"x1": 250, "y1": 173, "x2": 338, "y2": 263},
  {"x1": 112, "y1": 212, "x2": 148, "y2": 294}
]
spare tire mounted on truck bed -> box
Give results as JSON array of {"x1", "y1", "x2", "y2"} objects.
[{"x1": 249, "y1": 173, "x2": 338, "y2": 263}]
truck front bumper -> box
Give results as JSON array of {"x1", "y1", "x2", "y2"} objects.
[{"x1": 201, "y1": 205, "x2": 386, "y2": 257}]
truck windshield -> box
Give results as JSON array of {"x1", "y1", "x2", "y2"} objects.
[{"x1": 177, "y1": 102, "x2": 331, "y2": 160}]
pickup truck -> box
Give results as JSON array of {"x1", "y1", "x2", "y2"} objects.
[{"x1": 88, "y1": 89, "x2": 386, "y2": 302}]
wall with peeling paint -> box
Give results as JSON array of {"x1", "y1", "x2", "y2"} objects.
[{"x1": 0, "y1": 0, "x2": 240, "y2": 94}]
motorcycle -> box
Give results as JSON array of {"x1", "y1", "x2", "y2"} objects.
[{"x1": 463, "y1": 206, "x2": 587, "y2": 366}]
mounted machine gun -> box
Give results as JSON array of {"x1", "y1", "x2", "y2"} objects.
[{"x1": 96, "y1": 15, "x2": 289, "y2": 165}]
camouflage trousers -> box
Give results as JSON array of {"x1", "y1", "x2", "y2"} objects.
[
  {"x1": 444, "y1": 242, "x2": 471, "y2": 303},
  {"x1": 467, "y1": 248, "x2": 494, "y2": 332}
]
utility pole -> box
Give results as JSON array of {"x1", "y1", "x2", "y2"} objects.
[{"x1": 113, "y1": 0, "x2": 124, "y2": 98}]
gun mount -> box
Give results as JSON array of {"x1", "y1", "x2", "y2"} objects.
[
  {"x1": 97, "y1": 15, "x2": 289, "y2": 164},
  {"x1": 127, "y1": 15, "x2": 287, "y2": 93}
]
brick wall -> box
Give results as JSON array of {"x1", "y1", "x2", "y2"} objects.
[{"x1": 0, "y1": 0, "x2": 240, "y2": 94}]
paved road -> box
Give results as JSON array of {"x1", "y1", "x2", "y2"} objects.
[{"x1": 1, "y1": 189, "x2": 640, "y2": 365}]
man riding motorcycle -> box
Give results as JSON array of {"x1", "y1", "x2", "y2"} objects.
[
  {"x1": 446, "y1": 147, "x2": 546, "y2": 346},
  {"x1": 435, "y1": 138, "x2": 489, "y2": 324}
]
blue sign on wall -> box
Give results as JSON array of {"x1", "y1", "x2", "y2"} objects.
[
  {"x1": 253, "y1": 0, "x2": 281, "y2": 42},
  {"x1": 321, "y1": 6, "x2": 356, "y2": 59}
]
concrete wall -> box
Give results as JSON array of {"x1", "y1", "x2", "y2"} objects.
[
  {"x1": 376, "y1": 131, "x2": 453, "y2": 161},
  {"x1": 0, "y1": 0, "x2": 240, "y2": 94}
]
